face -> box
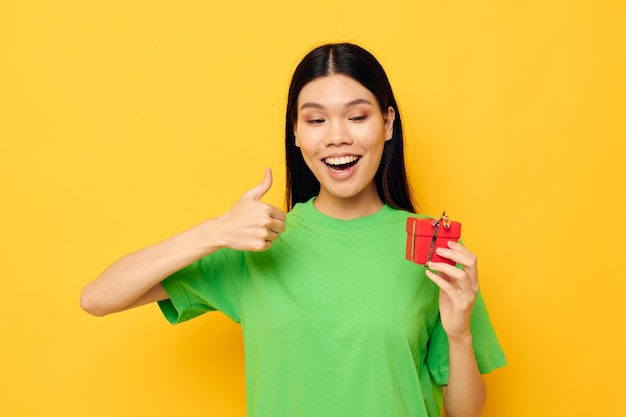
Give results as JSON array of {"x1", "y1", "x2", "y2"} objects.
[{"x1": 293, "y1": 74, "x2": 395, "y2": 213}]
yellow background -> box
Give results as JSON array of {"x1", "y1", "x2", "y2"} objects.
[{"x1": 1, "y1": 1, "x2": 624, "y2": 416}]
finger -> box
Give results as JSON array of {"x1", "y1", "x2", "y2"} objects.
[
  {"x1": 424, "y1": 268, "x2": 457, "y2": 293},
  {"x1": 447, "y1": 240, "x2": 475, "y2": 258},
  {"x1": 258, "y1": 226, "x2": 282, "y2": 247},
  {"x1": 434, "y1": 246, "x2": 479, "y2": 290},
  {"x1": 269, "y1": 217, "x2": 287, "y2": 234},
  {"x1": 268, "y1": 205, "x2": 287, "y2": 222},
  {"x1": 425, "y1": 267, "x2": 476, "y2": 310},
  {"x1": 427, "y1": 261, "x2": 464, "y2": 283},
  {"x1": 427, "y1": 261, "x2": 470, "y2": 287},
  {"x1": 250, "y1": 240, "x2": 274, "y2": 252},
  {"x1": 434, "y1": 242, "x2": 477, "y2": 270},
  {"x1": 428, "y1": 261, "x2": 477, "y2": 296},
  {"x1": 242, "y1": 167, "x2": 273, "y2": 201}
]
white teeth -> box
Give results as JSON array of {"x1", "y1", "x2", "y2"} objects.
[{"x1": 324, "y1": 155, "x2": 359, "y2": 166}]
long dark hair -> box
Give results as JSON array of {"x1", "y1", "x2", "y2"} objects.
[{"x1": 285, "y1": 43, "x2": 416, "y2": 213}]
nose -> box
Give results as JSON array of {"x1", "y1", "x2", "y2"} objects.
[{"x1": 324, "y1": 119, "x2": 353, "y2": 146}]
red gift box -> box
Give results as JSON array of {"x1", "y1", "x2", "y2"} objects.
[{"x1": 405, "y1": 212, "x2": 461, "y2": 266}]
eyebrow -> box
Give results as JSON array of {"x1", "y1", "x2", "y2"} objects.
[{"x1": 299, "y1": 98, "x2": 373, "y2": 111}]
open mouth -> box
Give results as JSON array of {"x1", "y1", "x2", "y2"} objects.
[{"x1": 323, "y1": 155, "x2": 361, "y2": 172}]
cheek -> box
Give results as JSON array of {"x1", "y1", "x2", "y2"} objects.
[
  {"x1": 298, "y1": 146, "x2": 322, "y2": 179},
  {"x1": 295, "y1": 130, "x2": 323, "y2": 153},
  {"x1": 294, "y1": 135, "x2": 316, "y2": 162},
  {"x1": 298, "y1": 143, "x2": 319, "y2": 167},
  {"x1": 362, "y1": 130, "x2": 387, "y2": 153}
]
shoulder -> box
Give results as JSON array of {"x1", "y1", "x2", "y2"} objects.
[{"x1": 382, "y1": 204, "x2": 430, "y2": 225}]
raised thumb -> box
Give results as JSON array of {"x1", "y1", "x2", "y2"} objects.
[{"x1": 243, "y1": 167, "x2": 273, "y2": 201}]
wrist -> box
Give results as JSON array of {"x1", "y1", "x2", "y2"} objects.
[
  {"x1": 184, "y1": 218, "x2": 224, "y2": 255},
  {"x1": 446, "y1": 331, "x2": 473, "y2": 347}
]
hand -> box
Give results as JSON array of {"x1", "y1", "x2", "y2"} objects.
[
  {"x1": 214, "y1": 168, "x2": 287, "y2": 252},
  {"x1": 424, "y1": 241, "x2": 479, "y2": 341}
]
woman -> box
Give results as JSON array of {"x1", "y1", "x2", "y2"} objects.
[{"x1": 81, "y1": 43, "x2": 505, "y2": 417}]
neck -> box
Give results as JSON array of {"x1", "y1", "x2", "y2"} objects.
[{"x1": 314, "y1": 187, "x2": 384, "y2": 220}]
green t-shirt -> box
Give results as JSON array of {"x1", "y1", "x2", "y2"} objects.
[{"x1": 159, "y1": 199, "x2": 506, "y2": 417}]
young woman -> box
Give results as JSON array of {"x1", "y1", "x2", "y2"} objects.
[{"x1": 81, "y1": 43, "x2": 506, "y2": 417}]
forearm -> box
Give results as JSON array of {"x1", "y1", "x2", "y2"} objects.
[
  {"x1": 443, "y1": 334, "x2": 486, "y2": 417},
  {"x1": 80, "y1": 219, "x2": 221, "y2": 316},
  {"x1": 81, "y1": 170, "x2": 286, "y2": 317}
]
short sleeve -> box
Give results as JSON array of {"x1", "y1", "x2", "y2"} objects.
[
  {"x1": 426, "y1": 290, "x2": 507, "y2": 385},
  {"x1": 158, "y1": 248, "x2": 248, "y2": 324}
]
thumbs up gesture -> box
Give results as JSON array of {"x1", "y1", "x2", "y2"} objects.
[{"x1": 214, "y1": 168, "x2": 287, "y2": 252}]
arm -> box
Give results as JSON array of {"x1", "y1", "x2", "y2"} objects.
[
  {"x1": 425, "y1": 241, "x2": 486, "y2": 417},
  {"x1": 441, "y1": 335, "x2": 486, "y2": 417},
  {"x1": 80, "y1": 220, "x2": 220, "y2": 316},
  {"x1": 80, "y1": 168, "x2": 286, "y2": 317}
]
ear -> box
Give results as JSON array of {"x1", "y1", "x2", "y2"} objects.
[
  {"x1": 293, "y1": 126, "x2": 300, "y2": 147},
  {"x1": 383, "y1": 106, "x2": 395, "y2": 141}
]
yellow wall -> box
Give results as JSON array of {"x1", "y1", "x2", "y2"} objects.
[{"x1": 1, "y1": 1, "x2": 624, "y2": 416}]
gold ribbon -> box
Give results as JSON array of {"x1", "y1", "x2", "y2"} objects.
[{"x1": 426, "y1": 211, "x2": 449, "y2": 264}]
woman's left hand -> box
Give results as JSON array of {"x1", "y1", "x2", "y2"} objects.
[{"x1": 425, "y1": 241, "x2": 479, "y2": 341}]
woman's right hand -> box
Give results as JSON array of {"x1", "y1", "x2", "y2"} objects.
[{"x1": 210, "y1": 167, "x2": 287, "y2": 252}]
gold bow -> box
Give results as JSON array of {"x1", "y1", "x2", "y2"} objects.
[{"x1": 431, "y1": 211, "x2": 450, "y2": 229}]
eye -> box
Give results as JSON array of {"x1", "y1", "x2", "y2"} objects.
[
  {"x1": 349, "y1": 115, "x2": 368, "y2": 122},
  {"x1": 307, "y1": 118, "x2": 325, "y2": 124}
]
